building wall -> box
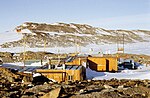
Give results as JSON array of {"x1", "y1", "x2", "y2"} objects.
[
  {"x1": 106, "y1": 58, "x2": 118, "y2": 71},
  {"x1": 88, "y1": 57, "x2": 106, "y2": 71},
  {"x1": 88, "y1": 57, "x2": 118, "y2": 72},
  {"x1": 36, "y1": 70, "x2": 66, "y2": 82},
  {"x1": 36, "y1": 67, "x2": 84, "y2": 82}
]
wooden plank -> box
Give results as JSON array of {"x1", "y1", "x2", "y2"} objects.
[{"x1": 40, "y1": 87, "x2": 61, "y2": 98}]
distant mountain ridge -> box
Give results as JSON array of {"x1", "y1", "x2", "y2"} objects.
[{"x1": 0, "y1": 22, "x2": 150, "y2": 48}]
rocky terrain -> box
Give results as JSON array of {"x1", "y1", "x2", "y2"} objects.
[
  {"x1": 0, "y1": 22, "x2": 150, "y2": 48},
  {"x1": 0, "y1": 67, "x2": 150, "y2": 98},
  {"x1": 0, "y1": 51, "x2": 67, "y2": 63}
]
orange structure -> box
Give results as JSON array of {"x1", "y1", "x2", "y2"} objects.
[
  {"x1": 35, "y1": 55, "x2": 118, "y2": 82},
  {"x1": 35, "y1": 65, "x2": 86, "y2": 83},
  {"x1": 65, "y1": 55, "x2": 118, "y2": 72},
  {"x1": 88, "y1": 57, "x2": 118, "y2": 72}
]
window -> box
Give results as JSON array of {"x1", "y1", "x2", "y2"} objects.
[{"x1": 68, "y1": 75, "x2": 73, "y2": 81}]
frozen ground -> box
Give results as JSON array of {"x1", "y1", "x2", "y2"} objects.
[
  {"x1": 0, "y1": 42, "x2": 150, "y2": 55},
  {"x1": 86, "y1": 66, "x2": 150, "y2": 80}
]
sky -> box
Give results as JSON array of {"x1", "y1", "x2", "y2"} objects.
[{"x1": 0, "y1": 0, "x2": 150, "y2": 32}]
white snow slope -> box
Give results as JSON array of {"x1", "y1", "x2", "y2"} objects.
[{"x1": 0, "y1": 31, "x2": 23, "y2": 45}]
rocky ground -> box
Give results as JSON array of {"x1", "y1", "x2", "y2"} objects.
[
  {"x1": 0, "y1": 67, "x2": 150, "y2": 98},
  {"x1": 0, "y1": 51, "x2": 67, "y2": 63}
]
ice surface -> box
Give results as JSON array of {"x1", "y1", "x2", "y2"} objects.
[{"x1": 0, "y1": 42, "x2": 150, "y2": 55}]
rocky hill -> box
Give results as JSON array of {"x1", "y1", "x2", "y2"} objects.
[{"x1": 1, "y1": 22, "x2": 150, "y2": 48}]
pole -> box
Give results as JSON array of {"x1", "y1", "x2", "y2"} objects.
[
  {"x1": 75, "y1": 34, "x2": 78, "y2": 54},
  {"x1": 58, "y1": 49, "x2": 60, "y2": 65},
  {"x1": 75, "y1": 41, "x2": 77, "y2": 54},
  {"x1": 23, "y1": 36, "x2": 26, "y2": 67},
  {"x1": 116, "y1": 30, "x2": 119, "y2": 53},
  {"x1": 123, "y1": 33, "x2": 125, "y2": 54},
  {"x1": 44, "y1": 39, "x2": 46, "y2": 52}
]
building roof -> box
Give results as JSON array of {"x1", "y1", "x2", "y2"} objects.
[{"x1": 1, "y1": 64, "x2": 82, "y2": 73}]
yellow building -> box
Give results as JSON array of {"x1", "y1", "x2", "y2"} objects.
[
  {"x1": 64, "y1": 55, "x2": 118, "y2": 72},
  {"x1": 88, "y1": 57, "x2": 118, "y2": 72},
  {"x1": 35, "y1": 65, "x2": 86, "y2": 83}
]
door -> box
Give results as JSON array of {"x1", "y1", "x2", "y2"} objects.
[{"x1": 106, "y1": 59, "x2": 109, "y2": 72}]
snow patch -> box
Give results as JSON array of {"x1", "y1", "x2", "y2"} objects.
[
  {"x1": 33, "y1": 73, "x2": 42, "y2": 77},
  {"x1": 93, "y1": 71, "x2": 150, "y2": 80},
  {"x1": 69, "y1": 24, "x2": 77, "y2": 29},
  {"x1": 96, "y1": 29, "x2": 111, "y2": 35},
  {"x1": 22, "y1": 23, "x2": 28, "y2": 27},
  {"x1": 51, "y1": 22, "x2": 60, "y2": 25},
  {"x1": 18, "y1": 29, "x2": 32, "y2": 34}
]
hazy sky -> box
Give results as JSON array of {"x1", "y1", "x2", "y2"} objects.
[{"x1": 0, "y1": 0, "x2": 150, "y2": 32}]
